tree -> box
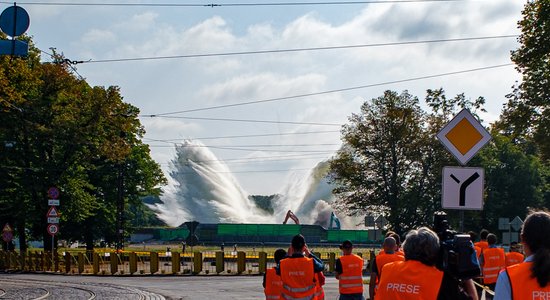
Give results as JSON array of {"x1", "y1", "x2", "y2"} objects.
[
  {"x1": 329, "y1": 90, "x2": 432, "y2": 233},
  {"x1": 328, "y1": 89, "x2": 489, "y2": 233},
  {"x1": 471, "y1": 132, "x2": 546, "y2": 233},
  {"x1": 508, "y1": 0, "x2": 550, "y2": 161},
  {"x1": 0, "y1": 38, "x2": 165, "y2": 251}
]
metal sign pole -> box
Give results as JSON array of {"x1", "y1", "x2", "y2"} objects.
[{"x1": 51, "y1": 234, "x2": 54, "y2": 268}]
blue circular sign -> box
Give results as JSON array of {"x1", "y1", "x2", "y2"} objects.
[
  {"x1": 47, "y1": 187, "x2": 60, "y2": 199},
  {"x1": 0, "y1": 6, "x2": 30, "y2": 37}
]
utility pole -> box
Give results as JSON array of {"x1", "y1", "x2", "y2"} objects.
[{"x1": 116, "y1": 162, "x2": 125, "y2": 251}]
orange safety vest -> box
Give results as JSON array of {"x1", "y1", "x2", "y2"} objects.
[
  {"x1": 280, "y1": 257, "x2": 317, "y2": 300},
  {"x1": 314, "y1": 272, "x2": 325, "y2": 300},
  {"x1": 475, "y1": 241, "x2": 489, "y2": 253},
  {"x1": 482, "y1": 247, "x2": 505, "y2": 284},
  {"x1": 474, "y1": 245, "x2": 482, "y2": 260},
  {"x1": 374, "y1": 260, "x2": 443, "y2": 300},
  {"x1": 264, "y1": 268, "x2": 283, "y2": 300},
  {"x1": 507, "y1": 262, "x2": 550, "y2": 299},
  {"x1": 375, "y1": 252, "x2": 405, "y2": 276},
  {"x1": 505, "y1": 252, "x2": 524, "y2": 267},
  {"x1": 338, "y1": 254, "x2": 364, "y2": 295}
]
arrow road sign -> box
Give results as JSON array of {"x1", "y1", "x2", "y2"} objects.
[{"x1": 442, "y1": 166, "x2": 484, "y2": 210}]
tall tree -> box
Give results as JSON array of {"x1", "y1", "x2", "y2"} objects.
[
  {"x1": 472, "y1": 132, "x2": 546, "y2": 233},
  {"x1": 0, "y1": 39, "x2": 165, "y2": 251},
  {"x1": 328, "y1": 90, "x2": 429, "y2": 233},
  {"x1": 508, "y1": 0, "x2": 550, "y2": 161},
  {"x1": 328, "y1": 89, "x2": 488, "y2": 233}
]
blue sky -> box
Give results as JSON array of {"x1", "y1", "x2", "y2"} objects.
[{"x1": 12, "y1": 0, "x2": 524, "y2": 195}]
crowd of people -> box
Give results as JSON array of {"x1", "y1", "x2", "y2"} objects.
[{"x1": 263, "y1": 210, "x2": 550, "y2": 300}]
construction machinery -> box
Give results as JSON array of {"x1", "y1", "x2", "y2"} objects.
[{"x1": 283, "y1": 210, "x2": 300, "y2": 224}]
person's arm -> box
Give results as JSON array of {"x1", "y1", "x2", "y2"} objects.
[
  {"x1": 335, "y1": 258, "x2": 342, "y2": 279},
  {"x1": 462, "y1": 279, "x2": 478, "y2": 300},
  {"x1": 263, "y1": 272, "x2": 267, "y2": 288},
  {"x1": 308, "y1": 252, "x2": 325, "y2": 273},
  {"x1": 493, "y1": 270, "x2": 512, "y2": 300},
  {"x1": 369, "y1": 272, "x2": 377, "y2": 300}
]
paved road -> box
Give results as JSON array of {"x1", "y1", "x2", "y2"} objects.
[{"x1": 0, "y1": 273, "x2": 350, "y2": 300}]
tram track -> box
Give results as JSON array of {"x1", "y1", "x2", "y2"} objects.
[{"x1": 0, "y1": 276, "x2": 164, "y2": 299}]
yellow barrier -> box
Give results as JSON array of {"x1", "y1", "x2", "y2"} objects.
[
  {"x1": 171, "y1": 251, "x2": 180, "y2": 274},
  {"x1": 150, "y1": 251, "x2": 158, "y2": 274},
  {"x1": 258, "y1": 251, "x2": 267, "y2": 274},
  {"x1": 0, "y1": 249, "x2": 376, "y2": 276},
  {"x1": 193, "y1": 252, "x2": 202, "y2": 275},
  {"x1": 215, "y1": 251, "x2": 224, "y2": 274}
]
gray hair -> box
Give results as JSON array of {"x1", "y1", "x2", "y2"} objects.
[{"x1": 402, "y1": 227, "x2": 440, "y2": 266}]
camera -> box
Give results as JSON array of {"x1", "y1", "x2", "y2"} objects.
[{"x1": 433, "y1": 211, "x2": 481, "y2": 279}]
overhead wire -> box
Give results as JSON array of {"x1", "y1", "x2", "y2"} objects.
[
  {"x1": 73, "y1": 35, "x2": 517, "y2": 64},
  {"x1": 141, "y1": 130, "x2": 340, "y2": 142},
  {"x1": 143, "y1": 63, "x2": 514, "y2": 117},
  {"x1": 0, "y1": 0, "x2": 470, "y2": 8},
  {"x1": 150, "y1": 115, "x2": 342, "y2": 126}
]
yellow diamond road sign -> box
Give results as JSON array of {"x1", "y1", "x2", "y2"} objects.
[{"x1": 437, "y1": 109, "x2": 491, "y2": 165}]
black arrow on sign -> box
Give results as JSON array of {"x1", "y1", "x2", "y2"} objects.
[{"x1": 450, "y1": 172, "x2": 480, "y2": 206}]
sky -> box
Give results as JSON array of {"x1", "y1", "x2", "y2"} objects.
[{"x1": 11, "y1": 0, "x2": 525, "y2": 195}]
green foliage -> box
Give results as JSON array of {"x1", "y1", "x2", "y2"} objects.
[
  {"x1": 0, "y1": 37, "x2": 166, "y2": 251},
  {"x1": 328, "y1": 90, "x2": 439, "y2": 233},
  {"x1": 472, "y1": 132, "x2": 548, "y2": 233},
  {"x1": 508, "y1": 0, "x2": 550, "y2": 161},
  {"x1": 328, "y1": 89, "x2": 519, "y2": 234}
]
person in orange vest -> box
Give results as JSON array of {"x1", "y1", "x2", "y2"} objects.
[
  {"x1": 480, "y1": 233, "x2": 506, "y2": 299},
  {"x1": 368, "y1": 237, "x2": 404, "y2": 299},
  {"x1": 278, "y1": 234, "x2": 324, "y2": 300},
  {"x1": 263, "y1": 248, "x2": 286, "y2": 299},
  {"x1": 374, "y1": 227, "x2": 478, "y2": 300},
  {"x1": 505, "y1": 242, "x2": 524, "y2": 267},
  {"x1": 468, "y1": 231, "x2": 482, "y2": 260},
  {"x1": 475, "y1": 229, "x2": 490, "y2": 253},
  {"x1": 335, "y1": 240, "x2": 364, "y2": 300},
  {"x1": 314, "y1": 271, "x2": 326, "y2": 300},
  {"x1": 378, "y1": 231, "x2": 404, "y2": 256},
  {"x1": 494, "y1": 210, "x2": 550, "y2": 299}
]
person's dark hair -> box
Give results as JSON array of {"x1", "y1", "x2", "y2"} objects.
[
  {"x1": 274, "y1": 248, "x2": 287, "y2": 263},
  {"x1": 487, "y1": 233, "x2": 497, "y2": 245},
  {"x1": 468, "y1": 231, "x2": 478, "y2": 242},
  {"x1": 291, "y1": 234, "x2": 305, "y2": 250},
  {"x1": 390, "y1": 232, "x2": 401, "y2": 247},
  {"x1": 402, "y1": 227, "x2": 440, "y2": 266},
  {"x1": 521, "y1": 210, "x2": 550, "y2": 287},
  {"x1": 480, "y1": 229, "x2": 489, "y2": 240}
]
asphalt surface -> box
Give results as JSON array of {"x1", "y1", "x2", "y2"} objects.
[{"x1": 0, "y1": 273, "x2": 349, "y2": 300}]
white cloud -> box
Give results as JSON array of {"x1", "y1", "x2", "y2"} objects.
[{"x1": 31, "y1": 1, "x2": 525, "y2": 197}]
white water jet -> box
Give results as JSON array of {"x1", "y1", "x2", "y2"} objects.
[{"x1": 152, "y1": 140, "x2": 363, "y2": 229}]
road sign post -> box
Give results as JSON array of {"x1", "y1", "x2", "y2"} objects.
[
  {"x1": 437, "y1": 109, "x2": 492, "y2": 166},
  {"x1": 442, "y1": 167, "x2": 484, "y2": 210},
  {"x1": 46, "y1": 187, "x2": 60, "y2": 262},
  {"x1": 437, "y1": 109, "x2": 491, "y2": 219},
  {"x1": 0, "y1": 4, "x2": 30, "y2": 56}
]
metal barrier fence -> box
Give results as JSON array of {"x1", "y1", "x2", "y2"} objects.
[{"x1": 0, "y1": 250, "x2": 375, "y2": 275}]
